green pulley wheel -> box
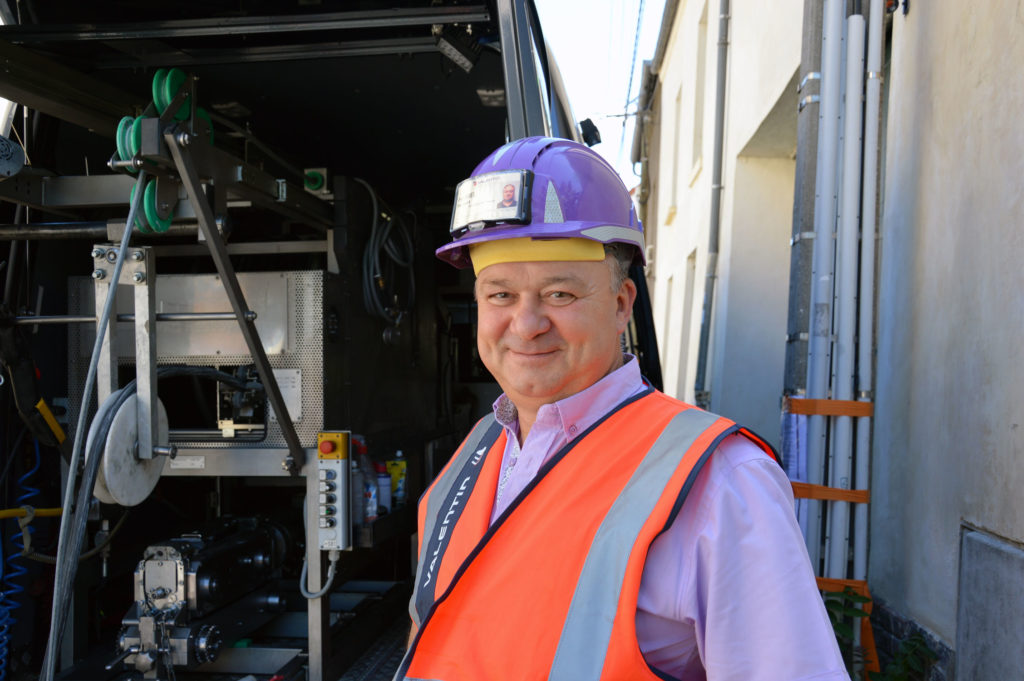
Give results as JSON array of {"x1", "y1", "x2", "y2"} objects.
[
  {"x1": 143, "y1": 179, "x2": 173, "y2": 233},
  {"x1": 196, "y1": 107, "x2": 214, "y2": 145},
  {"x1": 130, "y1": 182, "x2": 153, "y2": 234},
  {"x1": 161, "y1": 68, "x2": 191, "y2": 121},
  {"x1": 115, "y1": 116, "x2": 138, "y2": 173},
  {"x1": 304, "y1": 170, "x2": 325, "y2": 191},
  {"x1": 151, "y1": 68, "x2": 168, "y2": 112},
  {"x1": 128, "y1": 116, "x2": 145, "y2": 158}
]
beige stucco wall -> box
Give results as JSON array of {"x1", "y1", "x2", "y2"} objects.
[
  {"x1": 649, "y1": 0, "x2": 801, "y2": 444},
  {"x1": 871, "y1": 0, "x2": 1024, "y2": 645}
]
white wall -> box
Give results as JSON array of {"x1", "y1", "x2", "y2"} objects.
[
  {"x1": 713, "y1": 156, "x2": 794, "y2": 442},
  {"x1": 650, "y1": 0, "x2": 801, "y2": 445},
  {"x1": 871, "y1": 0, "x2": 1024, "y2": 645}
]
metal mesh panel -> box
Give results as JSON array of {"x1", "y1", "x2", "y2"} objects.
[{"x1": 68, "y1": 270, "x2": 324, "y2": 448}]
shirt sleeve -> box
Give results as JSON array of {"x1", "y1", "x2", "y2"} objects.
[{"x1": 636, "y1": 433, "x2": 850, "y2": 681}]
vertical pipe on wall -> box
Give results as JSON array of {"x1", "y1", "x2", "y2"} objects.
[
  {"x1": 826, "y1": 13, "x2": 865, "y2": 580},
  {"x1": 693, "y1": 0, "x2": 731, "y2": 410},
  {"x1": 804, "y1": 0, "x2": 845, "y2": 569},
  {"x1": 854, "y1": 0, "x2": 884, "y2": 584}
]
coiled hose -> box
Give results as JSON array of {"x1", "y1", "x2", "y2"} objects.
[
  {"x1": 0, "y1": 438, "x2": 41, "y2": 680},
  {"x1": 0, "y1": 528, "x2": 8, "y2": 681}
]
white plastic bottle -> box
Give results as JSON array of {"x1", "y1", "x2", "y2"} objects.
[{"x1": 350, "y1": 458, "x2": 365, "y2": 527}]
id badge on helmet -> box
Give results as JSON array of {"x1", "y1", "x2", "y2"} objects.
[{"x1": 450, "y1": 169, "x2": 533, "y2": 235}]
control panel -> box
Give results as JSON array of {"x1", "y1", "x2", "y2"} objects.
[{"x1": 316, "y1": 431, "x2": 350, "y2": 551}]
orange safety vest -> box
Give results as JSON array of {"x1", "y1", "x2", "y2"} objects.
[{"x1": 398, "y1": 389, "x2": 777, "y2": 681}]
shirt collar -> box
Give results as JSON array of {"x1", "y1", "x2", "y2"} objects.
[{"x1": 491, "y1": 354, "x2": 644, "y2": 442}]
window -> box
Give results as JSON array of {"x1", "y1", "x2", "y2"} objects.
[{"x1": 692, "y1": 1, "x2": 709, "y2": 172}]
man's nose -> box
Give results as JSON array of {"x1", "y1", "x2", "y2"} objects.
[{"x1": 509, "y1": 299, "x2": 550, "y2": 339}]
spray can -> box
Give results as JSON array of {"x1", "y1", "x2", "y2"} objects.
[
  {"x1": 353, "y1": 436, "x2": 377, "y2": 523},
  {"x1": 374, "y1": 462, "x2": 391, "y2": 514},
  {"x1": 387, "y1": 450, "x2": 407, "y2": 508}
]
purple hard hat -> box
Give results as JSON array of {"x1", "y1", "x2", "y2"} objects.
[{"x1": 436, "y1": 136, "x2": 645, "y2": 269}]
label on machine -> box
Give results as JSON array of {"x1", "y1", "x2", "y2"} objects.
[{"x1": 168, "y1": 455, "x2": 206, "y2": 470}]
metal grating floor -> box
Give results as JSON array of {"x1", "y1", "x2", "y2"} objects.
[{"x1": 336, "y1": 617, "x2": 409, "y2": 681}]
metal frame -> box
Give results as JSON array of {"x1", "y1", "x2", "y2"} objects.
[
  {"x1": 165, "y1": 128, "x2": 306, "y2": 474},
  {"x1": 92, "y1": 245, "x2": 159, "y2": 461},
  {"x1": 495, "y1": 0, "x2": 548, "y2": 139},
  {"x1": 0, "y1": 7, "x2": 490, "y2": 42}
]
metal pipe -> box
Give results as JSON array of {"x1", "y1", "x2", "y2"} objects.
[
  {"x1": 803, "y1": 0, "x2": 845, "y2": 570},
  {"x1": 13, "y1": 311, "x2": 256, "y2": 325},
  {"x1": 854, "y1": 0, "x2": 884, "y2": 584},
  {"x1": 4, "y1": 205, "x2": 23, "y2": 304},
  {"x1": 693, "y1": 0, "x2": 731, "y2": 409},
  {"x1": 0, "y1": 221, "x2": 108, "y2": 240},
  {"x1": 826, "y1": 14, "x2": 865, "y2": 580},
  {"x1": 0, "y1": 221, "x2": 199, "y2": 240}
]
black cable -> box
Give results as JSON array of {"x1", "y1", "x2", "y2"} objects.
[
  {"x1": 24, "y1": 511, "x2": 129, "y2": 564},
  {"x1": 355, "y1": 179, "x2": 416, "y2": 327},
  {"x1": 46, "y1": 364, "x2": 262, "y2": 663}
]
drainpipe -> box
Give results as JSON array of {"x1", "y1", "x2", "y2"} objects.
[
  {"x1": 854, "y1": 0, "x2": 884, "y2": 584},
  {"x1": 803, "y1": 0, "x2": 845, "y2": 569},
  {"x1": 693, "y1": 0, "x2": 731, "y2": 410},
  {"x1": 825, "y1": 12, "x2": 865, "y2": 580}
]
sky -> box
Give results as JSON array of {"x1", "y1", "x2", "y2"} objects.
[{"x1": 534, "y1": 0, "x2": 668, "y2": 189}]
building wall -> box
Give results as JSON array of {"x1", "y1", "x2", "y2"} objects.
[
  {"x1": 871, "y1": 0, "x2": 1024, "y2": 649},
  {"x1": 648, "y1": 0, "x2": 801, "y2": 445}
]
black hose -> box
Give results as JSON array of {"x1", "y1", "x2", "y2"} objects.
[{"x1": 354, "y1": 178, "x2": 415, "y2": 327}]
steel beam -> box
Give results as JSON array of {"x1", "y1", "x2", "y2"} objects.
[
  {"x1": 0, "y1": 39, "x2": 138, "y2": 135},
  {"x1": 165, "y1": 128, "x2": 305, "y2": 475},
  {"x1": 96, "y1": 37, "x2": 439, "y2": 69},
  {"x1": 0, "y1": 6, "x2": 490, "y2": 42}
]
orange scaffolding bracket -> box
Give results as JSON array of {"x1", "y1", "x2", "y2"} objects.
[
  {"x1": 816, "y1": 577, "x2": 881, "y2": 677},
  {"x1": 785, "y1": 396, "x2": 874, "y2": 418}
]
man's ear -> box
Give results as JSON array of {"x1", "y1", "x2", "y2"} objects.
[{"x1": 615, "y1": 279, "x2": 638, "y2": 333}]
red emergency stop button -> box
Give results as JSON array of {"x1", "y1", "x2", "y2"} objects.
[{"x1": 319, "y1": 440, "x2": 336, "y2": 454}]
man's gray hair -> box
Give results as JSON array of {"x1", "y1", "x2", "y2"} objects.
[{"x1": 603, "y1": 243, "x2": 634, "y2": 291}]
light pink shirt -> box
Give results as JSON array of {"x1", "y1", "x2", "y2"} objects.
[{"x1": 490, "y1": 357, "x2": 848, "y2": 680}]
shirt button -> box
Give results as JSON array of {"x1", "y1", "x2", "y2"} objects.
[{"x1": 569, "y1": 425, "x2": 577, "y2": 435}]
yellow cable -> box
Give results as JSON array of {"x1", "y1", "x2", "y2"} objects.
[
  {"x1": 35, "y1": 398, "x2": 68, "y2": 444},
  {"x1": 0, "y1": 507, "x2": 62, "y2": 520}
]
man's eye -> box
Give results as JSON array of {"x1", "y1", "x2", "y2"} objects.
[
  {"x1": 548, "y1": 291, "x2": 576, "y2": 303},
  {"x1": 488, "y1": 291, "x2": 512, "y2": 302}
]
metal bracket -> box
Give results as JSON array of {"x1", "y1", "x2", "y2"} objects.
[
  {"x1": 165, "y1": 127, "x2": 305, "y2": 474},
  {"x1": 799, "y1": 94, "x2": 820, "y2": 112},
  {"x1": 798, "y1": 71, "x2": 821, "y2": 93},
  {"x1": 92, "y1": 245, "x2": 159, "y2": 461},
  {"x1": 790, "y1": 231, "x2": 817, "y2": 246}
]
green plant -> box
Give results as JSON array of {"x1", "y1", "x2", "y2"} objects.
[
  {"x1": 823, "y1": 587, "x2": 872, "y2": 673},
  {"x1": 869, "y1": 632, "x2": 938, "y2": 681}
]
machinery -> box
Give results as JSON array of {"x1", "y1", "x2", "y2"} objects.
[
  {"x1": 112, "y1": 519, "x2": 288, "y2": 678},
  {"x1": 0, "y1": 2, "x2": 660, "y2": 680}
]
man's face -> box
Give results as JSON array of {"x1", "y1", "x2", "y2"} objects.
[
  {"x1": 474, "y1": 257, "x2": 636, "y2": 414},
  {"x1": 502, "y1": 185, "x2": 515, "y2": 202}
]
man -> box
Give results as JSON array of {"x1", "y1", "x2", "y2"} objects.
[
  {"x1": 397, "y1": 137, "x2": 848, "y2": 680},
  {"x1": 497, "y1": 182, "x2": 518, "y2": 208},
  {"x1": 493, "y1": 182, "x2": 516, "y2": 208}
]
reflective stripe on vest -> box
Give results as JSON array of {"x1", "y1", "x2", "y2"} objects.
[
  {"x1": 398, "y1": 391, "x2": 776, "y2": 681},
  {"x1": 410, "y1": 416, "x2": 503, "y2": 626},
  {"x1": 547, "y1": 406, "x2": 721, "y2": 680}
]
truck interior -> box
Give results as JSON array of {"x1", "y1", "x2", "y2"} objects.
[{"x1": 0, "y1": 2, "x2": 659, "y2": 679}]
